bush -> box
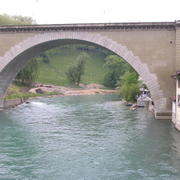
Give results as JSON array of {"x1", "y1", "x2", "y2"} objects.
[
  {"x1": 120, "y1": 71, "x2": 141, "y2": 102},
  {"x1": 103, "y1": 71, "x2": 117, "y2": 88},
  {"x1": 103, "y1": 55, "x2": 132, "y2": 88}
]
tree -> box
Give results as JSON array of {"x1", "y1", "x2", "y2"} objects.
[
  {"x1": 15, "y1": 58, "x2": 39, "y2": 86},
  {"x1": 103, "y1": 55, "x2": 132, "y2": 88},
  {"x1": 66, "y1": 52, "x2": 88, "y2": 86},
  {"x1": 0, "y1": 14, "x2": 35, "y2": 25},
  {"x1": 120, "y1": 71, "x2": 141, "y2": 102}
]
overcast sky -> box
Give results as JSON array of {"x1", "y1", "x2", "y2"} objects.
[{"x1": 0, "y1": 0, "x2": 180, "y2": 24}]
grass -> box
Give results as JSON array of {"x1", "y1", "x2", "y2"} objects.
[
  {"x1": 5, "y1": 84, "x2": 62, "y2": 100},
  {"x1": 36, "y1": 48, "x2": 107, "y2": 86}
]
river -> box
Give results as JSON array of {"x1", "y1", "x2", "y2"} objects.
[{"x1": 0, "y1": 94, "x2": 180, "y2": 179}]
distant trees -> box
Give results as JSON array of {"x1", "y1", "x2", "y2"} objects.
[
  {"x1": 102, "y1": 54, "x2": 141, "y2": 102},
  {"x1": 120, "y1": 71, "x2": 141, "y2": 102},
  {"x1": 103, "y1": 55, "x2": 132, "y2": 88},
  {"x1": 0, "y1": 14, "x2": 35, "y2": 25},
  {"x1": 66, "y1": 52, "x2": 88, "y2": 86},
  {"x1": 15, "y1": 58, "x2": 39, "y2": 86}
]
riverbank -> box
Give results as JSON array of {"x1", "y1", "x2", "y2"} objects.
[
  {"x1": 3, "y1": 83, "x2": 117, "y2": 109},
  {"x1": 29, "y1": 83, "x2": 117, "y2": 96}
]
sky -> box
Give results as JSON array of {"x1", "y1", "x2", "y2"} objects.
[{"x1": 0, "y1": 0, "x2": 180, "y2": 24}]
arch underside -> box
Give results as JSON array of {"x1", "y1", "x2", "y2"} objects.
[{"x1": 0, "y1": 32, "x2": 168, "y2": 115}]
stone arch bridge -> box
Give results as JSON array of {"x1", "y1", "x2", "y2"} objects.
[{"x1": 0, "y1": 21, "x2": 179, "y2": 119}]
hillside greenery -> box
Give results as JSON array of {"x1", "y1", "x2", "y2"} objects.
[
  {"x1": 65, "y1": 52, "x2": 88, "y2": 86},
  {"x1": 119, "y1": 71, "x2": 141, "y2": 102},
  {"x1": 35, "y1": 45, "x2": 111, "y2": 86},
  {"x1": 103, "y1": 55, "x2": 133, "y2": 88}
]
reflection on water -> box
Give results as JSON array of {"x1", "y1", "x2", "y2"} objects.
[{"x1": 0, "y1": 94, "x2": 180, "y2": 179}]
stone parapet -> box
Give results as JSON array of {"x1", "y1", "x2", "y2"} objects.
[{"x1": 0, "y1": 22, "x2": 176, "y2": 33}]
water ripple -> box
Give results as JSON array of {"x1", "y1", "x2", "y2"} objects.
[{"x1": 0, "y1": 94, "x2": 180, "y2": 179}]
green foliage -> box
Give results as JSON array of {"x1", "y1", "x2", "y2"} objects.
[
  {"x1": 120, "y1": 71, "x2": 141, "y2": 102},
  {"x1": 65, "y1": 52, "x2": 88, "y2": 86},
  {"x1": 36, "y1": 45, "x2": 107, "y2": 86},
  {"x1": 0, "y1": 14, "x2": 35, "y2": 25},
  {"x1": 15, "y1": 59, "x2": 39, "y2": 86},
  {"x1": 103, "y1": 71, "x2": 117, "y2": 88},
  {"x1": 103, "y1": 55, "x2": 132, "y2": 88}
]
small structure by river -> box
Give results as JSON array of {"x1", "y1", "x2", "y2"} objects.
[{"x1": 137, "y1": 88, "x2": 152, "y2": 107}]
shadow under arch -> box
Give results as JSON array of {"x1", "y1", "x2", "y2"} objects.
[{"x1": 0, "y1": 32, "x2": 167, "y2": 115}]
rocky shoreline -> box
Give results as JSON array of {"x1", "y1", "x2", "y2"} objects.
[
  {"x1": 29, "y1": 83, "x2": 117, "y2": 96},
  {"x1": 3, "y1": 83, "x2": 117, "y2": 109},
  {"x1": 29, "y1": 84, "x2": 117, "y2": 96}
]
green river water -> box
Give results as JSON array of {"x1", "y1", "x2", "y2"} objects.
[{"x1": 0, "y1": 94, "x2": 180, "y2": 180}]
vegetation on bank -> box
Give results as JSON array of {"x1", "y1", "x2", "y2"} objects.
[
  {"x1": 120, "y1": 71, "x2": 141, "y2": 103},
  {"x1": 103, "y1": 55, "x2": 133, "y2": 88},
  {"x1": 5, "y1": 85, "x2": 60, "y2": 100}
]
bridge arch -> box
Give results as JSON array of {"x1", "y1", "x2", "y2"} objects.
[{"x1": 0, "y1": 32, "x2": 166, "y2": 115}]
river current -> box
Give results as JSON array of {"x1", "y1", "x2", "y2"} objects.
[{"x1": 0, "y1": 94, "x2": 180, "y2": 180}]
